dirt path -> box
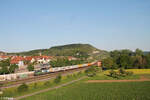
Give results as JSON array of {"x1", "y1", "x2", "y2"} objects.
[
  {"x1": 87, "y1": 75, "x2": 150, "y2": 83},
  {"x1": 14, "y1": 76, "x2": 86, "y2": 100}
]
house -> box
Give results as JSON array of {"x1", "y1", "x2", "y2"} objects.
[
  {"x1": 24, "y1": 56, "x2": 35, "y2": 63},
  {"x1": 10, "y1": 56, "x2": 25, "y2": 67},
  {"x1": 68, "y1": 56, "x2": 77, "y2": 61},
  {"x1": 34, "y1": 56, "x2": 52, "y2": 64},
  {"x1": 0, "y1": 55, "x2": 9, "y2": 61}
]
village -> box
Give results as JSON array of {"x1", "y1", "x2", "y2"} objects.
[{"x1": 0, "y1": 53, "x2": 78, "y2": 73}]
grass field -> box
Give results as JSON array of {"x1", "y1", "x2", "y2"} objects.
[
  {"x1": 1, "y1": 71, "x2": 85, "y2": 98},
  {"x1": 22, "y1": 81, "x2": 150, "y2": 100},
  {"x1": 2, "y1": 69, "x2": 150, "y2": 100},
  {"x1": 21, "y1": 69, "x2": 150, "y2": 100}
]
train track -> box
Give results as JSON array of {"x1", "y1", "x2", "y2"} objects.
[{"x1": 0, "y1": 66, "x2": 90, "y2": 89}]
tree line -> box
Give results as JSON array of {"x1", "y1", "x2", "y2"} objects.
[
  {"x1": 0, "y1": 59, "x2": 19, "y2": 74},
  {"x1": 102, "y1": 49, "x2": 150, "y2": 69},
  {"x1": 50, "y1": 58, "x2": 85, "y2": 67}
]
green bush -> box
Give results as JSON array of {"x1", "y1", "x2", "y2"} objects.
[
  {"x1": 125, "y1": 71, "x2": 133, "y2": 76},
  {"x1": 77, "y1": 71, "x2": 82, "y2": 76},
  {"x1": 34, "y1": 83, "x2": 37, "y2": 88},
  {"x1": 119, "y1": 68, "x2": 126, "y2": 75},
  {"x1": 109, "y1": 70, "x2": 119, "y2": 79},
  {"x1": 108, "y1": 69, "x2": 134, "y2": 79},
  {"x1": 54, "y1": 74, "x2": 62, "y2": 84},
  {"x1": 17, "y1": 83, "x2": 28, "y2": 92},
  {"x1": 27, "y1": 64, "x2": 34, "y2": 71},
  {"x1": 85, "y1": 66, "x2": 100, "y2": 77},
  {"x1": 44, "y1": 81, "x2": 51, "y2": 86},
  {"x1": 67, "y1": 75, "x2": 72, "y2": 79}
]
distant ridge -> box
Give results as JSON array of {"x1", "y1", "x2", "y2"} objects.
[{"x1": 8, "y1": 44, "x2": 109, "y2": 60}]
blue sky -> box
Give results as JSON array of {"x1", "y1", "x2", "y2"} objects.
[{"x1": 0, "y1": 0, "x2": 150, "y2": 52}]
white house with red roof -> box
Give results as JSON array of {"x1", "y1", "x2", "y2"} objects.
[{"x1": 10, "y1": 56, "x2": 25, "y2": 67}]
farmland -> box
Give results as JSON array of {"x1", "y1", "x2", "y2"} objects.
[
  {"x1": 22, "y1": 81, "x2": 150, "y2": 100},
  {"x1": 20, "y1": 69, "x2": 150, "y2": 100}
]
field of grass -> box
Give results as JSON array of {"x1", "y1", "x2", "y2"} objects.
[
  {"x1": 1, "y1": 71, "x2": 85, "y2": 98},
  {"x1": 20, "y1": 69, "x2": 150, "y2": 100},
  {"x1": 2, "y1": 69, "x2": 150, "y2": 100},
  {"x1": 87, "y1": 69, "x2": 150, "y2": 80},
  {"x1": 22, "y1": 81, "x2": 150, "y2": 100}
]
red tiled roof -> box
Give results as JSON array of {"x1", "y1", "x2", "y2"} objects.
[
  {"x1": 24, "y1": 56, "x2": 33, "y2": 61},
  {"x1": 0, "y1": 55, "x2": 9, "y2": 59},
  {"x1": 10, "y1": 56, "x2": 25, "y2": 64}
]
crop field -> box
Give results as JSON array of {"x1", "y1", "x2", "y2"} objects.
[
  {"x1": 22, "y1": 81, "x2": 150, "y2": 100},
  {"x1": 103, "y1": 69, "x2": 150, "y2": 75}
]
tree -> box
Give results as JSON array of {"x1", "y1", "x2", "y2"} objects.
[
  {"x1": 0, "y1": 66, "x2": 9, "y2": 74},
  {"x1": 0, "y1": 59, "x2": 10, "y2": 67},
  {"x1": 9, "y1": 64, "x2": 19, "y2": 73},
  {"x1": 0, "y1": 59, "x2": 10, "y2": 74},
  {"x1": 102, "y1": 57, "x2": 114, "y2": 69},
  {"x1": 133, "y1": 56, "x2": 143, "y2": 69},
  {"x1": 135, "y1": 48, "x2": 143, "y2": 56},
  {"x1": 145, "y1": 53, "x2": 150, "y2": 68},
  {"x1": 27, "y1": 64, "x2": 34, "y2": 71},
  {"x1": 17, "y1": 83, "x2": 28, "y2": 92},
  {"x1": 85, "y1": 66, "x2": 101, "y2": 77}
]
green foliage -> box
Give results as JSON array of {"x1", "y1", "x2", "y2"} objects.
[
  {"x1": 0, "y1": 59, "x2": 10, "y2": 67},
  {"x1": 44, "y1": 81, "x2": 51, "y2": 86},
  {"x1": 17, "y1": 83, "x2": 28, "y2": 92},
  {"x1": 77, "y1": 71, "x2": 82, "y2": 76},
  {"x1": 102, "y1": 57, "x2": 114, "y2": 69},
  {"x1": 50, "y1": 58, "x2": 84, "y2": 67},
  {"x1": 109, "y1": 49, "x2": 150, "y2": 69},
  {"x1": 118, "y1": 68, "x2": 126, "y2": 75},
  {"x1": 54, "y1": 74, "x2": 62, "y2": 84},
  {"x1": 0, "y1": 59, "x2": 18, "y2": 74},
  {"x1": 85, "y1": 66, "x2": 101, "y2": 77},
  {"x1": 0, "y1": 59, "x2": 10, "y2": 74},
  {"x1": 8, "y1": 44, "x2": 109, "y2": 61},
  {"x1": 108, "y1": 69, "x2": 134, "y2": 79},
  {"x1": 9, "y1": 64, "x2": 18, "y2": 73},
  {"x1": 27, "y1": 64, "x2": 34, "y2": 71},
  {"x1": 34, "y1": 83, "x2": 37, "y2": 89}
]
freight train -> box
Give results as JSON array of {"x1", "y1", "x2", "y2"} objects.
[{"x1": 0, "y1": 61, "x2": 100, "y2": 81}]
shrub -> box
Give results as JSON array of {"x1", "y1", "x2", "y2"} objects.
[
  {"x1": 34, "y1": 82, "x2": 37, "y2": 88},
  {"x1": 27, "y1": 64, "x2": 34, "y2": 71},
  {"x1": 85, "y1": 66, "x2": 100, "y2": 77},
  {"x1": 77, "y1": 71, "x2": 82, "y2": 76},
  {"x1": 44, "y1": 81, "x2": 51, "y2": 86},
  {"x1": 67, "y1": 75, "x2": 72, "y2": 79},
  {"x1": 119, "y1": 68, "x2": 126, "y2": 75},
  {"x1": 108, "y1": 69, "x2": 134, "y2": 79},
  {"x1": 109, "y1": 70, "x2": 120, "y2": 79},
  {"x1": 109, "y1": 70, "x2": 116, "y2": 77},
  {"x1": 54, "y1": 74, "x2": 62, "y2": 84},
  {"x1": 126, "y1": 71, "x2": 133, "y2": 76},
  {"x1": 17, "y1": 83, "x2": 28, "y2": 92}
]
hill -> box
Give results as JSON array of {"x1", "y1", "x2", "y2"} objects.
[
  {"x1": 9, "y1": 44, "x2": 109, "y2": 60},
  {"x1": 0, "y1": 51, "x2": 6, "y2": 55}
]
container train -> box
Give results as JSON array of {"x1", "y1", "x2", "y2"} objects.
[{"x1": 0, "y1": 61, "x2": 99, "y2": 81}]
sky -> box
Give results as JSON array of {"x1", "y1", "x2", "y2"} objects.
[{"x1": 0, "y1": 0, "x2": 150, "y2": 52}]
